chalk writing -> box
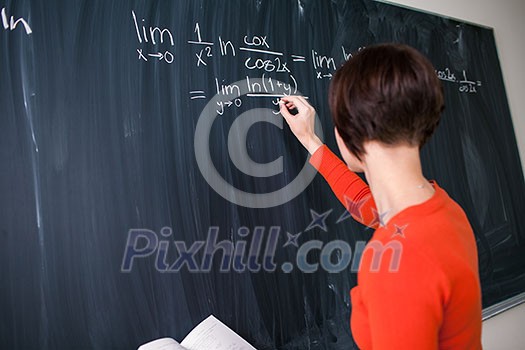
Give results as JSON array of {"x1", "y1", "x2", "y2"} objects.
[
  {"x1": 219, "y1": 36, "x2": 235, "y2": 56},
  {"x1": 239, "y1": 47, "x2": 283, "y2": 56},
  {"x1": 341, "y1": 46, "x2": 365, "y2": 61},
  {"x1": 459, "y1": 70, "x2": 482, "y2": 93},
  {"x1": 129, "y1": 16, "x2": 484, "y2": 96},
  {"x1": 216, "y1": 99, "x2": 243, "y2": 115},
  {"x1": 190, "y1": 91, "x2": 206, "y2": 100},
  {"x1": 216, "y1": 78, "x2": 241, "y2": 98},
  {"x1": 132, "y1": 11, "x2": 174, "y2": 45},
  {"x1": 311, "y1": 50, "x2": 336, "y2": 70},
  {"x1": 243, "y1": 35, "x2": 269, "y2": 48},
  {"x1": 132, "y1": 10, "x2": 175, "y2": 64},
  {"x1": 244, "y1": 57, "x2": 290, "y2": 73},
  {"x1": 436, "y1": 68, "x2": 482, "y2": 93},
  {"x1": 190, "y1": 74, "x2": 307, "y2": 115},
  {"x1": 196, "y1": 46, "x2": 212, "y2": 66},
  {"x1": 311, "y1": 50, "x2": 337, "y2": 80},
  {"x1": 188, "y1": 23, "x2": 214, "y2": 66},
  {"x1": 1, "y1": 7, "x2": 32, "y2": 35},
  {"x1": 437, "y1": 68, "x2": 456, "y2": 82},
  {"x1": 291, "y1": 55, "x2": 305, "y2": 62}
]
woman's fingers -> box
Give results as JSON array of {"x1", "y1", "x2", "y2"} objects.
[
  {"x1": 279, "y1": 98, "x2": 297, "y2": 118},
  {"x1": 284, "y1": 101, "x2": 295, "y2": 110},
  {"x1": 279, "y1": 102, "x2": 295, "y2": 122},
  {"x1": 279, "y1": 95, "x2": 320, "y2": 154},
  {"x1": 281, "y1": 95, "x2": 311, "y2": 109},
  {"x1": 279, "y1": 96, "x2": 316, "y2": 122},
  {"x1": 281, "y1": 96, "x2": 309, "y2": 112},
  {"x1": 296, "y1": 96, "x2": 312, "y2": 109}
]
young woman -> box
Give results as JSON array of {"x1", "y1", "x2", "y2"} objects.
[{"x1": 279, "y1": 44, "x2": 482, "y2": 349}]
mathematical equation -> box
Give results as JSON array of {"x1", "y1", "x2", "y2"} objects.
[
  {"x1": 131, "y1": 10, "x2": 483, "y2": 105},
  {"x1": 132, "y1": 11, "x2": 340, "y2": 73},
  {"x1": 191, "y1": 74, "x2": 305, "y2": 115},
  {"x1": 436, "y1": 68, "x2": 482, "y2": 93}
]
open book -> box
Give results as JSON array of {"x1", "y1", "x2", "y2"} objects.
[{"x1": 137, "y1": 315, "x2": 257, "y2": 350}]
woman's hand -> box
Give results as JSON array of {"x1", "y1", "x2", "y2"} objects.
[{"x1": 279, "y1": 96, "x2": 323, "y2": 155}]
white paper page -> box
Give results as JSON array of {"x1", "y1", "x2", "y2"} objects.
[
  {"x1": 137, "y1": 337, "x2": 187, "y2": 350},
  {"x1": 180, "y1": 315, "x2": 257, "y2": 350}
]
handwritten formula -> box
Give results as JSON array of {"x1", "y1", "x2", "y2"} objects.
[
  {"x1": 436, "y1": 68, "x2": 482, "y2": 93},
  {"x1": 130, "y1": 9, "x2": 484, "y2": 112}
]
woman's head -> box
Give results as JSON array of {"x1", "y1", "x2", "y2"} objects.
[{"x1": 329, "y1": 43, "x2": 444, "y2": 165}]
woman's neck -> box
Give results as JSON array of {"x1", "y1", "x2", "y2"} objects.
[{"x1": 362, "y1": 142, "x2": 435, "y2": 227}]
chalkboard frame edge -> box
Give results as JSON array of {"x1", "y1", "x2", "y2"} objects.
[
  {"x1": 375, "y1": 0, "x2": 493, "y2": 30},
  {"x1": 482, "y1": 291, "x2": 525, "y2": 321}
]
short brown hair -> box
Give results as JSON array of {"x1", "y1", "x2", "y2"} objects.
[{"x1": 329, "y1": 43, "x2": 444, "y2": 160}]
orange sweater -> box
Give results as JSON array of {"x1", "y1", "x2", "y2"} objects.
[{"x1": 309, "y1": 145, "x2": 482, "y2": 350}]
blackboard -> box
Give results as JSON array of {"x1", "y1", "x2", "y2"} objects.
[{"x1": 1, "y1": 0, "x2": 525, "y2": 349}]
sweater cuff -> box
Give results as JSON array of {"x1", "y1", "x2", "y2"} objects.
[{"x1": 309, "y1": 144, "x2": 328, "y2": 170}]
